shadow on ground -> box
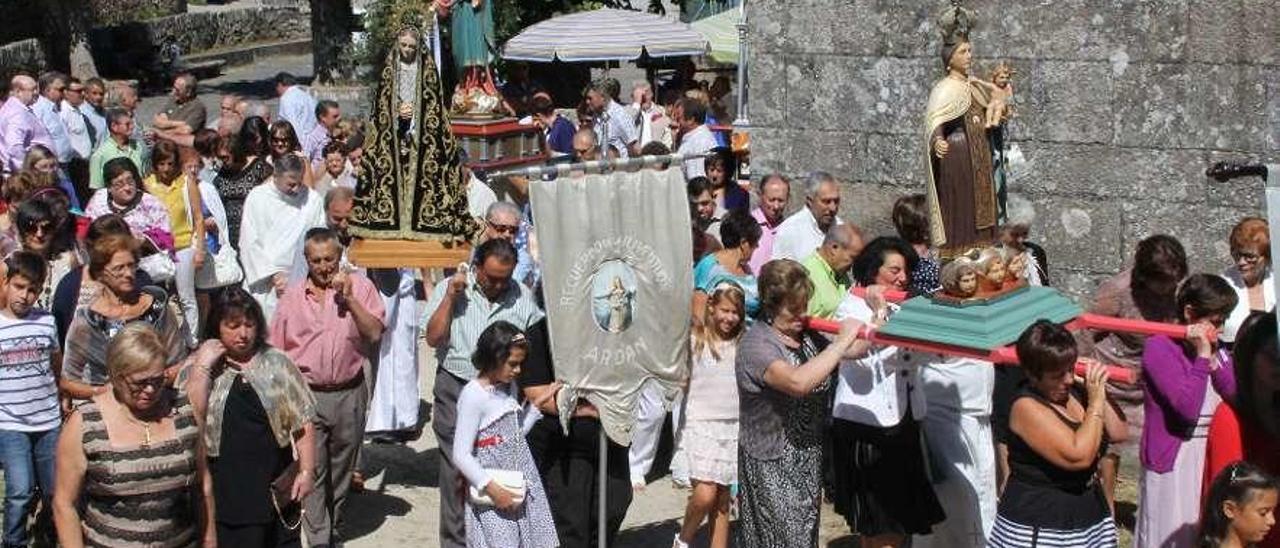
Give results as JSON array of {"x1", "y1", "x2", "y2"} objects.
[
  {"x1": 341, "y1": 489, "x2": 414, "y2": 543},
  {"x1": 616, "y1": 518, "x2": 679, "y2": 547}
]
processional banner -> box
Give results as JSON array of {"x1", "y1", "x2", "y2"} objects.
[{"x1": 531, "y1": 169, "x2": 692, "y2": 445}]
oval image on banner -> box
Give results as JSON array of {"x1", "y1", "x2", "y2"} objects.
[{"x1": 590, "y1": 259, "x2": 637, "y2": 334}]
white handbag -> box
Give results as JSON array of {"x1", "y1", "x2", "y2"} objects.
[
  {"x1": 195, "y1": 244, "x2": 244, "y2": 290},
  {"x1": 467, "y1": 469, "x2": 526, "y2": 507},
  {"x1": 139, "y1": 251, "x2": 176, "y2": 283}
]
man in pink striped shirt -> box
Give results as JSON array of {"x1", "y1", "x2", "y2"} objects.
[
  {"x1": 269, "y1": 227, "x2": 385, "y2": 548},
  {"x1": 0, "y1": 75, "x2": 53, "y2": 176}
]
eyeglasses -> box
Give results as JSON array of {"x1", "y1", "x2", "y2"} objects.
[
  {"x1": 487, "y1": 220, "x2": 519, "y2": 235},
  {"x1": 26, "y1": 222, "x2": 53, "y2": 235},
  {"x1": 104, "y1": 261, "x2": 137, "y2": 277},
  {"x1": 124, "y1": 374, "x2": 166, "y2": 394},
  {"x1": 1233, "y1": 251, "x2": 1264, "y2": 263}
]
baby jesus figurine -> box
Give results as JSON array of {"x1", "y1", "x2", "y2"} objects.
[{"x1": 982, "y1": 61, "x2": 1016, "y2": 128}]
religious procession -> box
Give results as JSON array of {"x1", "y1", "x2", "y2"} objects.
[{"x1": 0, "y1": 0, "x2": 1275, "y2": 547}]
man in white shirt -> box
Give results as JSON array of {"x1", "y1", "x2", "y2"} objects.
[
  {"x1": 275, "y1": 72, "x2": 318, "y2": 138},
  {"x1": 586, "y1": 81, "x2": 639, "y2": 159},
  {"x1": 239, "y1": 153, "x2": 326, "y2": 321},
  {"x1": 772, "y1": 171, "x2": 844, "y2": 261},
  {"x1": 675, "y1": 97, "x2": 717, "y2": 181},
  {"x1": 82, "y1": 78, "x2": 108, "y2": 149},
  {"x1": 59, "y1": 78, "x2": 93, "y2": 161},
  {"x1": 59, "y1": 77, "x2": 95, "y2": 203},
  {"x1": 31, "y1": 72, "x2": 73, "y2": 167},
  {"x1": 628, "y1": 81, "x2": 670, "y2": 148}
]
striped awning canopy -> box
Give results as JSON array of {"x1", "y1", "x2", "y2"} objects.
[
  {"x1": 502, "y1": 9, "x2": 709, "y2": 63},
  {"x1": 692, "y1": 9, "x2": 739, "y2": 65}
]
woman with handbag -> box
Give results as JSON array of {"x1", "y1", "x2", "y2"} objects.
[
  {"x1": 180, "y1": 143, "x2": 244, "y2": 328},
  {"x1": 60, "y1": 232, "x2": 189, "y2": 402},
  {"x1": 143, "y1": 141, "x2": 205, "y2": 345},
  {"x1": 84, "y1": 157, "x2": 177, "y2": 284},
  {"x1": 184, "y1": 286, "x2": 317, "y2": 547},
  {"x1": 453, "y1": 321, "x2": 559, "y2": 547}
]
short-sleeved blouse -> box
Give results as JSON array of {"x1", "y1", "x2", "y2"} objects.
[
  {"x1": 735, "y1": 321, "x2": 830, "y2": 460},
  {"x1": 694, "y1": 253, "x2": 760, "y2": 318}
]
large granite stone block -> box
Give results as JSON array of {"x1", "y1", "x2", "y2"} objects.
[
  {"x1": 1052, "y1": 270, "x2": 1113, "y2": 306},
  {"x1": 1029, "y1": 195, "x2": 1125, "y2": 274},
  {"x1": 785, "y1": 56, "x2": 862, "y2": 132},
  {"x1": 748, "y1": 53, "x2": 787, "y2": 128},
  {"x1": 1122, "y1": 201, "x2": 1257, "y2": 273},
  {"x1": 748, "y1": 127, "x2": 793, "y2": 176},
  {"x1": 1014, "y1": 142, "x2": 1207, "y2": 203},
  {"x1": 961, "y1": 0, "x2": 1187, "y2": 63},
  {"x1": 746, "y1": 0, "x2": 790, "y2": 54},
  {"x1": 1113, "y1": 63, "x2": 1268, "y2": 151},
  {"x1": 1011, "y1": 60, "x2": 1114, "y2": 144},
  {"x1": 839, "y1": 181, "x2": 913, "y2": 238},
  {"x1": 864, "y1": 133, "x2": 927, "y2": 187},
  {"x1": 787, "y1": 131, "x2": 866, "y2": 182},
  {"x1": 1189, "y1": 0, "x2": 1280, "y2": 66}
]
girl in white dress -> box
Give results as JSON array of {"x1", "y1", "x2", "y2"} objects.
[
  {"x1": 674, "y1": 281, "x2": 746, "y2": 548},
  {"x1": 453, "y1": 322, "x2": 559, "y2": 547}
]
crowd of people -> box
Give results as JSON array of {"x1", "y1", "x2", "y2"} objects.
[{"x1": 0, "y1": 60, "x2": 1273, "y2": 548}]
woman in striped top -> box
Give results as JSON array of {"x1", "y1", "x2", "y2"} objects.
[{"x1": 51, "y1": 323, "x2": 215, "y2": 548}]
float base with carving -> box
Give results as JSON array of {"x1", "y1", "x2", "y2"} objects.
[
  {"x1": 879, "y1": 285, "x2": 1083, "y2": 351},
  {"x1": 451, "y1": 117, "x2": 546, "y2": 172}
]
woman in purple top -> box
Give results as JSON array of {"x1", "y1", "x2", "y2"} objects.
[{"x1": 1137, "y1": 273, "x2": 1239, "y2": 548}]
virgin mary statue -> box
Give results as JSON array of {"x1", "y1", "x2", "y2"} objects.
[
  {"x1": 350, "y1": 26, "x2": 478, "y2": 242},
  {"x1": 923, "y1": 4, "x2": 1006, "y2": 256}
]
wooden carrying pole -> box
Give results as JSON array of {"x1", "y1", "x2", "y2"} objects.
[{"x1": 804, "y1": 317, "x2": 1137, "y2": 384}]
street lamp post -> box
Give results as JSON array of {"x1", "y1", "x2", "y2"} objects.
[{"x1": 732, "y1": 0, "x2": 749, "y2": 128}]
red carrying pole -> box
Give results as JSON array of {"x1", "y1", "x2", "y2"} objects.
[{"x1": 805, "y1": 317, "x2": 1136, "y2": 384}]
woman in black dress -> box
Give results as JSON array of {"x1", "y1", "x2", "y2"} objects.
[
  {"x1": 988, "y1": 320, "x2": 1127, "y2": 548},
  {"x1": 185, "y1": 286, "x2": 317, "y2": 547},
  {"x1": 214, "y1": 118, "x2": 274, "y2": 247}
]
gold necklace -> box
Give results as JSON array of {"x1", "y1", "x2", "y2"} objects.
[{"x1": 121, "y1": 406, "x2": 162, "y2": 449}]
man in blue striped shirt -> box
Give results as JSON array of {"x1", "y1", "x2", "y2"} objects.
[
  {"x1": 0, "y1": 252, "x2": 61, "y2": 547},
  {"x1": 424, "y1": 239, "x2": 544, "y2": 548}
]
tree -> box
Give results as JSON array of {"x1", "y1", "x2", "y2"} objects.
[
  {"x1": 42, "y1": 0, "x2": 99, "y2": 78},
  {"x1": 310, "y1": 0, "x2": 357, "y2": 84}
]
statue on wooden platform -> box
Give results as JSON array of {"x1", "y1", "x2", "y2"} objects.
[
  {"x1": 434, "y1": 0, "x2": 504, "y2": 117},
  {"x1": 923, "y1": 1, "x2": 1012, "y2": 256},
  {"x1": 350, "y1": 25, "x2": 478, "y2": 243}
]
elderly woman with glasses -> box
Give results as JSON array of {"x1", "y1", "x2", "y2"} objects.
[
  {"x1": 60, "y1": 232, "x2": 189, "y2": 403},
  {"x1": 52, "y1": 323, "x2": 216, "y2": 548},
  {"x1": 735, "y1": 259, "x2": 870, "y2": 548},
  {"x1": 1221, "y1": 217, "x2": 1274, "y2": 344},
  {"x1": 84, "y1": 157, "x2": 175, "y2": 260}
]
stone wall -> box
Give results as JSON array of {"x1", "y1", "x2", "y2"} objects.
[
  {"x1": 139, "y1": 7, "x2": 309, "y2": 55},
  {"x1": 91, "y1": 0, "x2": 186, "y2": 26},
  {"x1": 747, "y1": 0, "x2": 1280, "y2": 302},
  {"x1": 89, "y1": 7, "x2": 309, "y2": 80}
]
